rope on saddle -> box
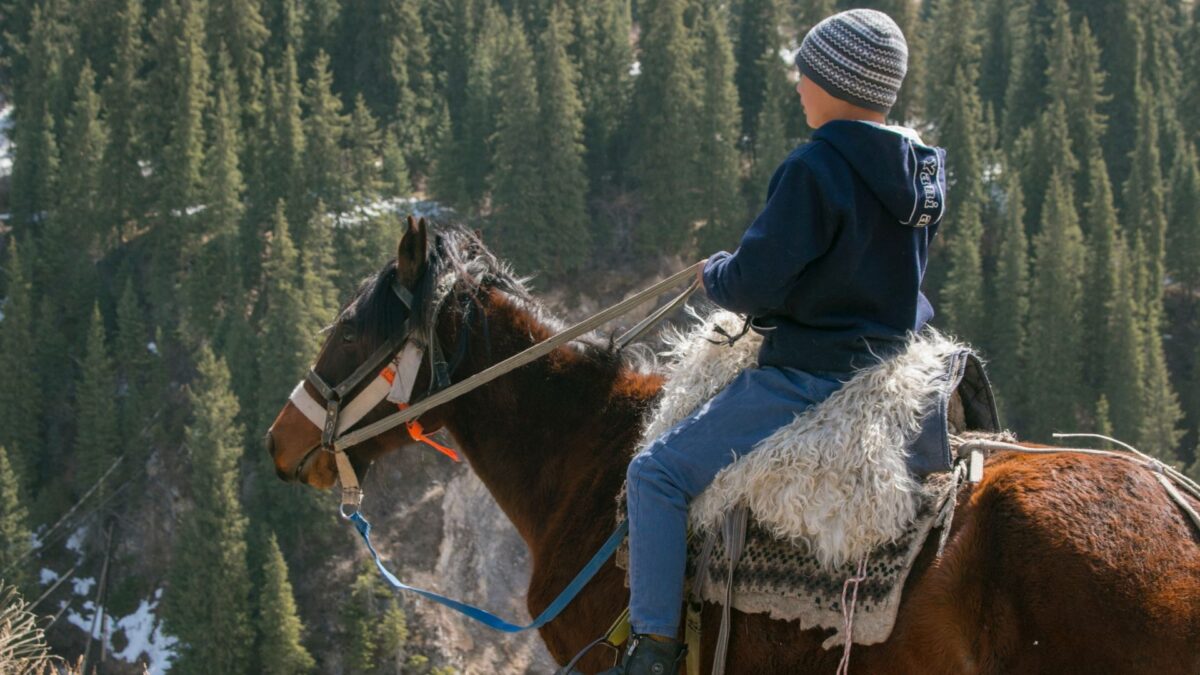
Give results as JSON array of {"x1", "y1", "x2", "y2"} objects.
[
  {"x1": 956, "y1": 433, "x2": 1200, "y2": 535},
  {"x1": 712, "y1": 506, "x2": 748, "y2": 675},
  {"x1": 835, "y1": 555, "x2": 869, "y2": 675}
]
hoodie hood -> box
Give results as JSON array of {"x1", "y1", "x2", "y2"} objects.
[{"x1": 812, "y1": 119, "x2": 947, "y2": 228}]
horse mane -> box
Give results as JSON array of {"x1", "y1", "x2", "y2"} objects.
[{"x1": 339, "y1": 224, "x2": 653, "y2": 372}]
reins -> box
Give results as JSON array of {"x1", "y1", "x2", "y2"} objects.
[{"x1": 291, "y1": 257, "x2": 703, "y2": 634}]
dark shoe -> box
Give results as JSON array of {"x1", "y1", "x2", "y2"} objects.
[{"x1": 598, "y1": 633, "x2": 686, "y2": 675}]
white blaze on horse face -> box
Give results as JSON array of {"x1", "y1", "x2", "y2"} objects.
[{"x1": 387, "y1": 341, "x2": 425, "y2": 405}]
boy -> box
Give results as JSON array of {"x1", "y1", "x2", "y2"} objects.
[{"x1": 606, "y1": 9, "x2": 947, "y2": 674}]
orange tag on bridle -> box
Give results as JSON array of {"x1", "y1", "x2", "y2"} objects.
[{"x1": 380, "y1": 367, "x2": 461, "y2": 462}]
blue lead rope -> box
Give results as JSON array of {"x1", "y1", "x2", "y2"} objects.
[{"x1": 349, "y1": 511, "x2": 629, "y2": 632}]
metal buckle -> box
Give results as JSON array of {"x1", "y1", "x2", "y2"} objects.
[{"x1": 322, "y1": 399, "x2": 340, "y2": 451}]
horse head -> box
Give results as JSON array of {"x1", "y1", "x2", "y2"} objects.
[{"x1": 265, "y1": 215, "x2": 467, "y2": 490}]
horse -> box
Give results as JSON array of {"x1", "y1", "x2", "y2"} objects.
[{"x1": 265, "y1": 219, "x2": 1200, "y2": 674}]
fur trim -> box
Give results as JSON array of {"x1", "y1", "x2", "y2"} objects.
[{"x1": 642, "y1": 310, "x2": 971, "y2": 568}]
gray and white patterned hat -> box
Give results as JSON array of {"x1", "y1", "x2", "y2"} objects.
[{"x1": 795, "y1": 9, "x2": 908, "y2": 113}]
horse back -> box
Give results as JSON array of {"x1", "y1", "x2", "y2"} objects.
[{"x1": 700, "y1": 451, "x2": 1200, "y2": 675}]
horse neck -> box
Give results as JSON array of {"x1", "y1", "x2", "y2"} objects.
[{"x1": 439, "y1": 291, "x2": 661, "y2": 551}]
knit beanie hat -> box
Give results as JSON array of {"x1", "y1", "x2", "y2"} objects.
[{"x1": 795, "y1": 9, "x2": 908, "y2": 113}]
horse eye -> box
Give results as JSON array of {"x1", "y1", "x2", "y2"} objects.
[{"x1": 341, "y1": 331, "x2": 356, "y2": 343}]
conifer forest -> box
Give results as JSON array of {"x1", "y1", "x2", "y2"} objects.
[{"x1": 0, "y1": 0, "x2": 1199, "y2": 672}]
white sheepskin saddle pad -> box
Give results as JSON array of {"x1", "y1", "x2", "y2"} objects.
[{"x1": 616, "y1": 309, "x2": 1001, "y2": 646}]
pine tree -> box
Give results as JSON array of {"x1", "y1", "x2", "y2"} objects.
[
  {"x1": 395, "y1": 0, "x2": 437, "y2": 173},
  {"x1": 380, "y1": 128, "x2": 411, "y2": 199},
  {"x1": 303, "y1": 50, "x2": 349, "y2": 222},
  {"x1": 1021, "y1": 0, "x2": 1078, "y2": 232},
  {"x1": 335, "y1": 0, "x2": 435, "y2": 170},
  {"x1": 746, "y1": 62, "x2": 793, "y2": 233},
  {"x1": 431, "y1": 3, "x2": 507, "y2": 211},
  {"x1": 341, "y1": 561, "x2": 410, "y2": 674},
  {"x1": 935, "y1": 61, "x2": 986, "y2": 341},
  {"x1": 149, "y1": 0, "x2": 211, "y2": 320},
  {"x1": 161, "y1": 0, "x2": 211, "y2": 219},
  {"x1": 733, "y1": 0, "x2": 779, "y2": 145},
  {"x1": 186, "y1": 48, "x2": 245, "y2": 332},
  {"x1": 258, "y1": 534, "x2": 315, "y2": 675},
  {"x1": 101, "y1": 0, "x2": 146, "y2": 243},
  {"x1": 345, "y1": 95, "x2": 383, "y2": 210},
  {"x1": 630, "y1": 0, "x2": 700, "y2": 253},
  {"x1": 74, "y1": 305, "x2": 120, "y2": 499},
  {"x1": 489, "y1": 27, "x2": 546, "y2": 270},
  {"x1": 1139, "y1": 0, "x2": 1182, "y2": 111},
  {"x1": 8, "y1": 5, "x2": 62, "y2": 233},
  {"x1": 0, "y1": 446, "x2": 32, "y2": 594},
  {"x1": 1137, "y1": 292, "x2": 1184, "y2": 461},
  {"x1": 164, "y1": 346, "x2": 253, "y2": 675},
  {"x1": 980, "y1": 0, "x2": 1025, "y2": 128},
  {"x1": 1166, "y1": 139, "x2": 1200, "y2": 298},
  {"x1": 925, "y1": 0, "x2": 981, "y2": 136},
  {"x1": 1183, "y1": 3, "x2": 1200, "y2": 147},
  {"x1": 114, "y1": 279, "x2": 160, "y2": 448},
  {"x1": 256, "y1": 202, "x2": 320, "y2": 432},
  {"x1": 34, "y1": 290, "x2": 72, "y2": 479},
  {"x1": 1081, "y1": 150, "x2": 1121, "y2": 400},
  {"x1": 301, "y1": 0, "x2": 338, "y2": 66},
  {"x1": 1094, "y1": 396, "x2": 1115, "y2": 440},
  {"x1": 267, "y1": 47, "x2": 307, "y2": 235},
  {"x1": 574, "y1": 0, "x2": 634, "y2": 188},
  {"x1": 0, "y1": 241, "x2": 41, "y2": 491},
  {"x1": 1025, "y1": 170, "x2": 1086, "y2": 441},
  {"x1": 1122, "y1": 84, "x2": 1168, "y2": 311},
  {"x1": 300, "y1": 202, "x2": 341, "y2": 325},
  {"x1": 694, "y1": 1, "x2": 745, "y2": 253},
  {"x1": 879, "y1": 0, "x2": 923, "y2": 123},
  {"x1": 1068, "y1": 19, "x2": 1111, "y2": 227},
  {"x1": 532, "y1": 3, "x2": 592, "y2": 277},
  {"x1": 1103, "y1": 237, "x2": 1146, "y2": 442},
  {"x1": 205, "y1": 0, "x2": 267, "y2": 111},
  {"x1": 332, "y1": 213, "x2": 403, "y2": 298},
  {"x1": 1090, "y1": 0, "x2": 1142, "y2": 206},
  {"x1": 986, "y1": 168, "x2": 1030, "y2": 422}
]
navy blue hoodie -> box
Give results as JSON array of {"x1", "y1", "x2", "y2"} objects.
[{"x1": 702, "y1": 119, "x2": 947, "y2": 373}]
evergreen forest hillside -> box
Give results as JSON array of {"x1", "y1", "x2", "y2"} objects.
[{"x1": 0, "y1": 0, "x2": 1199, "y2": 672}]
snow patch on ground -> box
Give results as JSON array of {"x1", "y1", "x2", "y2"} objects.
[
  {"x1": 65, "y1": 589, "x2": 177, "y2": 675},
  {"x1": 65, "y1": 524, "x2": 89, "y2": 559},
  {"x1": 1, "y1": 102, "x2": 13, "y2": 178},
  {"x1": 333, "y1": 196, "x2": 454, "y2": 228},
  {"x1": 72, "y1": 576, "x2": 96, "y2": 596}
]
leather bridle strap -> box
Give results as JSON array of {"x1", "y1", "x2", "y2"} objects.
[
  {"x1": 333, "y1": 262, "x2": 704, "y2": 453},
  {"x1": 304, "y1": 333, "x2": 408, "y2": 450}
]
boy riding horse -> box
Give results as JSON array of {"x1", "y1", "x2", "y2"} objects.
[{"x1": 611, "y1": 9, "x2": 947, "y2": 673}]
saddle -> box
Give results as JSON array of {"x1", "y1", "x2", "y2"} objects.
[{"x1": 616, "y1": 310, "x2": 1003, "y2": 653}]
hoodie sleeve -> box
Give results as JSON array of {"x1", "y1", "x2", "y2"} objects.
[{"x1": 702, "y1": 155, "x2": 838, "y2": 316}]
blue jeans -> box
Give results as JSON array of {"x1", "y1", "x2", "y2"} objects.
[{"x1": 625, "y1": 365, "x2": 848, "y2": 637}]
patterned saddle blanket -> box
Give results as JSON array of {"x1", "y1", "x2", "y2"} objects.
[{"x1": 616, "y1": 310, "x2": 1003, "y2": 646}]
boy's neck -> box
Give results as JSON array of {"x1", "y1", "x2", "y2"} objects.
[{"x1": 825, "y1": 110, "x2": 887, "y2": 126}]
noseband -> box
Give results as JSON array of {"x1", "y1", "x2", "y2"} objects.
[{"x1": 288, "y1": 266, "x2": 469, "y2": 516}]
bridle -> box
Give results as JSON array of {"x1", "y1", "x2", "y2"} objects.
[{"x1": 287, "y1": 254, "x2": 470, "y2": 516}]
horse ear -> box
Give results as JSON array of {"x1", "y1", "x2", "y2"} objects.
[{"x1": 396, "y1": 215, "x2": 427, "y2": 285}]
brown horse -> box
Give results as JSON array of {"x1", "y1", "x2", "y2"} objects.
[{"x1": 266, "y1": 220, "x2": 1200, "y2": 674}]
